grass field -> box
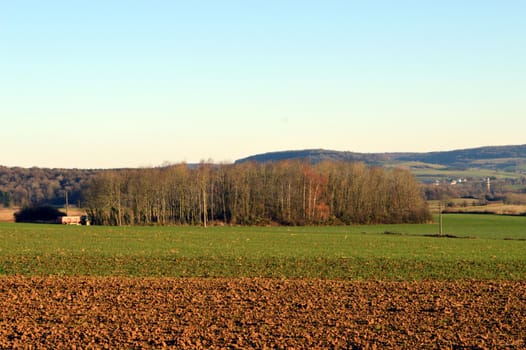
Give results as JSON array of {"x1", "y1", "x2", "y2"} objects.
[
  {"x1": 1, "y1": 215, "x2": 525, "y2": 347},
  {"x1": 388, "y1": 161, "x2": 526, "y2": 182},
  {"x1": 0, "y1": 214, "x2": 525, "y2": 280}
]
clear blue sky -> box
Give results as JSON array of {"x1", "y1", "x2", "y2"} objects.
[{"x1": 1, "y1": 1, "x2": 525, "y2": 168}]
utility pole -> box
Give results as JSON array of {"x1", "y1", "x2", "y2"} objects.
[{"x1": 438, "y1": 200, "x2": 443, "y2": 236}]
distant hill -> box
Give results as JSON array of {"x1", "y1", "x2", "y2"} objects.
[
  {"x1": 236, "y1": 145, "x2": 526, "y2": 173},
  {"x1": 393, "y1": 145, "x2": 526, "y2": 170},
  {"x1": 236, "y1": 149, "x2": 386, "y2": 165}
]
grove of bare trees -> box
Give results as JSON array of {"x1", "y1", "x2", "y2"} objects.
[{"x1": 84, "y1": 161, "x2": 431, "y2": 226}]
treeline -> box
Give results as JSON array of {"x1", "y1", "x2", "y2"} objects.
[
  {"x1": 423, "y1": 177, "x2": 526, "y2": 202},
  {"x1": 85, "y1": 161, "x2": 431, "y2": 226},
  {"x1": 0, "y1": 166, "x2": 98, "y2": 207}
]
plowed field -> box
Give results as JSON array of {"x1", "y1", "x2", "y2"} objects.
[{"x1": 0, "y1": 277, "x2": 524, "y2": 349}]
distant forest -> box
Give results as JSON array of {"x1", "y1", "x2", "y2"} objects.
[
  {"x1": 0, "y1": 166, "x2": 98, "y2": 208},
  {"x1": 4, "y1": 144, "x2": 526, "y2": 226},
  {"x1": 84, "y1": 161, "x2": 431, "y2": 226},
  {"x1": 3, "y1": 146, "x2": 526, "y2": 226}
]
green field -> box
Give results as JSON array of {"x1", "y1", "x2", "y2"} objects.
[
  {"x1": 386, "y1": 160, "x2": 525, "y2": 182},
  {"x1": 0, "y1": 214, "x2": 524, "y2": 280}
]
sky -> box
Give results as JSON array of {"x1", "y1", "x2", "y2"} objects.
[{"x1": 1, "y1": 1, "x2": 525, "y2": 168}]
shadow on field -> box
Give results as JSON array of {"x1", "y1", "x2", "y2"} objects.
[
  {"x1": 422, "y1": 234, "x2": 476, "y2": 239},
  {"x1": 382, "y1": 231, "x2": 477, "y2": 239}
]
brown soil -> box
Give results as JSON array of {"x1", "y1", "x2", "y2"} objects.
[
  {"x1": 0, "y1": 208, "x2": 15, "y2": 222},
  {"x1": 443, "y1": 203, "x2": 526, "y2": 216},
  {"x1": 0, "y1": 277, "x2": 524, "y2": 349}
]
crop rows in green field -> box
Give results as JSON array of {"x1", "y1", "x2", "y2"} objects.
[{"x1": 0, "y1": 214, "x2": 524, "y2": 280}]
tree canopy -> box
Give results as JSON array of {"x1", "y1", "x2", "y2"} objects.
[{"x1": 84, "y1": 161, "x2": 431, "y2": 226}]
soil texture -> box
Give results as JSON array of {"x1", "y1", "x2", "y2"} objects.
[{"x1": 0, "y1": 277, "x2": 524, "y2": 349}]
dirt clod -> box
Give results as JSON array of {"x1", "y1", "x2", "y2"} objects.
[{"x1": 0, "y1": 277, "x2": 524, "y2": 349}]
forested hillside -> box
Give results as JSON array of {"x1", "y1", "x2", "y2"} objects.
[
  {"x1": 395, "y1": 145, "x2": 526, "y2": 170},
  {"x1": 236, "y1": 149, "x2": 387, "y2": 165},
  {"x1": 237, "y1": 145, "x2": 526, "y2": 172},
  {"x1": 0, "y1": 166, "x2": 99, "y2": 207},
  {"x1": 84, "y1": 161, "x2": 430, "y2": 226}
]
